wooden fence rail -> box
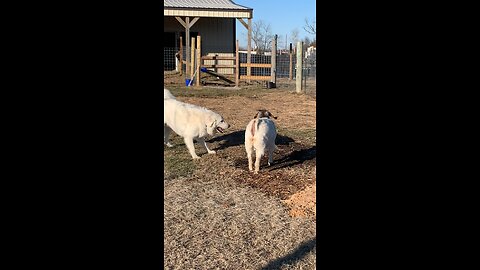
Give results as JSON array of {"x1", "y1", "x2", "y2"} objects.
[{"x1": 182, "y1": 37, "x2": 293, "y2": 87}]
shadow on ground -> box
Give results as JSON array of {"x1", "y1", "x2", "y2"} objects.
[
  {"x1": 209, "y1": 130, "x2": 295, "y2": 150},
  {"x1": 269, "y1": 145, "x2": 316, "y2": 171},
  {"x1": 261, "y1": 237, "x2": 316, "y2": 270}
]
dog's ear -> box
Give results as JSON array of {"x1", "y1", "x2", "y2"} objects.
[
  {"x1": 210, "y1": 119, "x2": 217, "y2": 127},
  {"x1": 267, "y1": 111, "x2": 277, "y2": 119}
]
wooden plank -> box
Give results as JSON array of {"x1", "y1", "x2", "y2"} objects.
[
  {"x1": 189, "y1": 17, "x2": 200, "y2": 28},
  {"x1": 296, "y1": 41, "x2": 303, "y2": 93},
  {"x1": 175, "y1": 16, "x2": 186, "y2": 28},
  {"x1": 179, "y1": 36, "x2": 183, "y2": 75},
  {"x1": 236, "y1": 40, "x2": 239, "y2": 87},
  {"x1": 237, "y1": 18, "x2": 248, "y2": 29},
  {"x1": 240, "y1": 75, "x2": 271, "y2": 81},
  {"x1": 240, "y1": 63, "x2": 272, "y2": 68},
  {"x1": 271, "y1": 34, "x2": 277, "y2": 85},
  {"x1": 201, "y1": 64, "x2": 237, "y2": 68},
  {"x1": 289, "y1": 49, "x2": 292, "y2": 80},
  {"x1": 196, "y1": 35, "x2": 201, "y2": 86},
  {"x1": 191, "y1": 36, "x2": 195, "y2": 80},
  {"x1": 186, "y1": 17, "x2": 190, "y2": 78},
  {"x1": 200, "y1": 56, "x2": 236, "y2": 60},
  {"x1": 247, "y1": 18, "x2": 252, "y2": 83}
]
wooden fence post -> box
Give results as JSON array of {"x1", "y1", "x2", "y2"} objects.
[
  {"x1": 270, "y1": 34, "x2": 277, "y2": 88},
  {"x1": 190, "y1": 37, "x2": 195, "y2": 80},
  {"x1": 196, "y1": 36, "x2": 201, "y2": 87},
  {"x1": 185, "y1": 17, "x2": 190, "y2": 79},
  {"x1": 236, "y1": 40, "x2": 239, "y2": 87},
  {"x1": 247, "y1": 18, "x2": 252, "y2": 83},
  {"x1": 179, "y1": 36, "x2": 183, "y2": 75},
  {"x1": 288, "y1": 43, "x2": 292, "y2": 81},
  {"x1": 296, "y1": 41, "x2": 303, "y2": 93}
]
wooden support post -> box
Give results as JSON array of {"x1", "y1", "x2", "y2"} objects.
[
  {"x1": 196, "y1": 36, "x2": 201, "y2": 87},
  {"x1": 270, "y1": 34, "x2": 277, "y2": 87},
  {"x1": 179, "y1": 36, "x2": 183, "y2": 75},
  {"x1": 214, "y1": 55, "x2": 217, "y2": 74},
  {"x1": 296, "y1": 41, "x2": 303, "y2": 93},
  {"x1": 175, "y1": 16, "x2": 200, "y2": 79},
  {"x1": 247, "y1": 18, "x2": 252, "y2": 83},
  {"x1": 288, "y1": 43, "x2": 292, "y2": 80},
  {"x1": 185, "y1": 17, "x2": 190, "y2": 79},
  {"x1": 235, "y1": 40, "x2": 239, "y2": 87},
  {"x1": 190, "y1": 36, "x2": 195, "y2": 80}
]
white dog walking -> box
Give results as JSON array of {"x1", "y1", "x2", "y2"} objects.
[
  {"x1": 245, "y1": 110, "x2": 278, "y2": 173},
  {"x1": 164, "y1": 89, "x2": 176, "y2": 147},
  {"x1": 164, "y1": 88, "x2": 176, "y2": 100},
  {"x1": 163, "y1": 88, "x2": 230, "y2": 159}
]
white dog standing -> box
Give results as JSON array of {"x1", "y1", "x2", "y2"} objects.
[
  {"x1": 164, "y1": 88, "x2": 176, "y2": 100},
  {"x1": 163, "y1": 88, "x2": 230, "y2": 159},
  {"x1": 164, "y1": 89, "x2": 176, "y2": 147},
  {"x1": 245, "y1": 110, "x2": 278, "y2": 173}
]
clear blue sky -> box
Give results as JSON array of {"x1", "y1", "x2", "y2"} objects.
[{"x1": 234, "y1": 0, "x2": 316, "y2": 48}]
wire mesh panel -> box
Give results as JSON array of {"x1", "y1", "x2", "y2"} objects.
[
  {"x1": 164, "y1": 47, "x2": 178, "y2": 72},
  {"x1": 276, "y1": 53, "x2": 293, "y2": 78},
  {"x1": 239, "y1": 52, "x2": 272, "y2": 81},
  {"x1": 304, "y1": 50, "x2": 316, "y2": 79},
  {"x1": 301, "y1": 49, "x2": 316, "y2": 95}
]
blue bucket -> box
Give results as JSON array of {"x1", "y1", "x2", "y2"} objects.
[{"x1": 185, "y1": 79, "x2": 191, "y2": 86}]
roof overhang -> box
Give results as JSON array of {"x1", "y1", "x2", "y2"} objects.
[{"x1": 164, "y1": 8, "x2": 252, "y2": 19}]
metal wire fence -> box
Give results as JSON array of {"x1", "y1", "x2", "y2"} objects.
[
  {"x1": 164, "y1": 45, "x2": 316, "y2": 94},
  {"x1": 238, "y1": 52, "x2": 270, "y2": 77},
  {"x1": 303, "y1": 51, "x2": 316, "y2": 78},
  {"x1": 164, "y1": 47, "x2": 178, "y2": 72},
  {"x1": 276, "y1": 53, "x2": 295, "y2": 78},
  {"x1": 237, "y1": 51, "x2": 315, "y2": 80}
]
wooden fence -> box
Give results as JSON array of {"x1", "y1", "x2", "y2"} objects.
[{"x1": 182, "y1": 35, "x2": 301, "y2": 87}]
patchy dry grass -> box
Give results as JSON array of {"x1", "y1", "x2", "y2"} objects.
[
  {"x1": 164, "y1": 73, "x2": 317, "y2": 269},
  {"x1": 166, "y1": 85, "x2": 279, "y2": 99},
  {"x1": 163, "y1": 150, "x2": 195, "y2": 180},
  {"x1": 164, "y1": 176, "x2": 316, "y2": 270}
]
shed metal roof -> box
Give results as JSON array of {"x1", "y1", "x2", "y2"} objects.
[{"x1": 164, "y1": 0, "x2": 252, "y2": 10}]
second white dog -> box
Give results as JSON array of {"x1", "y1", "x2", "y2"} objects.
[
  {"x1": 164, "y1": 89, "x2": 230, "y2": 159},
  {"x1": 245, "y1": 110, "x2": 278, "y2": 173}
]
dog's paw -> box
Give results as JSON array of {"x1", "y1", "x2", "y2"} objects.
[
  {"x1": 207, "y1": 150, "x2": 216, "y2": 154},
  {"x1": 192, "y1": 156, "x2": 201, "y2": 160},
  {"x1": 166, "y1": 143, "x2": 174, "y2": 148}
]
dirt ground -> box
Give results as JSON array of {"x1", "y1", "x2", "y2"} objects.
[{"x1": 164, "y1": 72, "x2": 317, "y2": 269}]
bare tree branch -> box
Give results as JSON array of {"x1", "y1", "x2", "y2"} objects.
[
  {"x1": 290, "y1": 28, "x2": 300, "y2": 45},
  {"x1": 303, "y1": 17, "x2": 316, "y2": 35},
  {"x1": 251, "y1": 20, "x2": 274, "y2": 54}
]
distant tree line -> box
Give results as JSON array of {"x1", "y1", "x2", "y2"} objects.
[{"x1": 239, "y1": 17, "x2": 316, "y2": 54}]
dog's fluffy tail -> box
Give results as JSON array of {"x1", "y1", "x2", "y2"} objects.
[
  {"x1": 250, "y1": 119, "x2": 257, "y2": 137},
  {"x1": 251, "y1": 119, "x2": 264, "y2": 138}
]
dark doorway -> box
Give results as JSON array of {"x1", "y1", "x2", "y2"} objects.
[{"x1": 164, "y1": 32, "x2": 176, "y2": 49}]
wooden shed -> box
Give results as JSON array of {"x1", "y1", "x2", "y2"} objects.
[{"x1": 164, "y1": 0, "x2": 253, "y2": 75}]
